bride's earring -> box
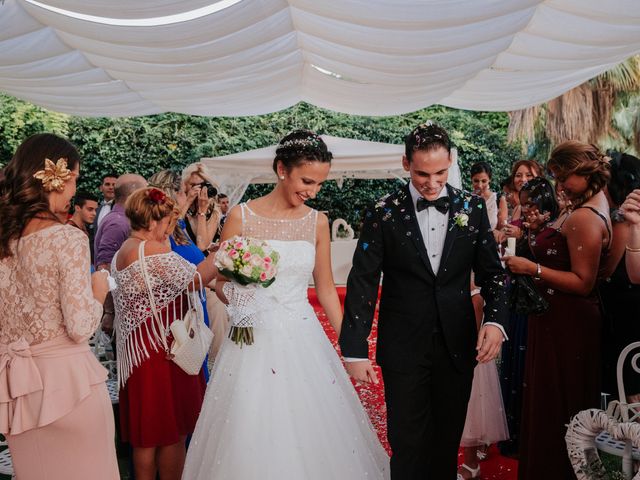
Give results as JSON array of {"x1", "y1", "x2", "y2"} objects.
[{"x1": 279, "y1": 175, "x2": 285, "y2": 180}]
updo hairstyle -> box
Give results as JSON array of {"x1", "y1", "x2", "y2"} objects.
[
  {"x1": 547, "y1": 141, "x2": 611, "y2": 207},
  {"x1": 272, "y1": 129, "x2": 332, "y2": 174},
  {"x1": 125, "y1": 187, "x2": 178, "y2": 232}
]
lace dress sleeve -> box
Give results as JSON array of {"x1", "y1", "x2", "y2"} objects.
[{"x1": 57, "y1": 228, "x2": 103, "y2": 342}]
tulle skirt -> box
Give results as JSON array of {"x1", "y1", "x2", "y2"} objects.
[
  {"x1": 182, "y1": 301, "x2": 389, "y2": 480},
  {"x1": 460, "y1": 360, "x2": 510, "y2": 447}
]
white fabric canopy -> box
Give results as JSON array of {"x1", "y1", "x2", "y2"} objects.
[
  {"x1": 201, "y1": 135, "x2": 462, "y2": 205},
  {"x1": 1, "y1": 0, "x2": 639, "y2": 117}
]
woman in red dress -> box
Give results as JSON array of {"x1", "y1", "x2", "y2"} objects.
[{"x1": 112, "y1": 187, "x2": 217, "y2": 480}]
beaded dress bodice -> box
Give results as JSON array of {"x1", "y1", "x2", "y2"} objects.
[{"x1": 240, "y1": 203, "x2": 317, "y2": 307}]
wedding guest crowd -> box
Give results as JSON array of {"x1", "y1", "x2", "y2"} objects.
[
  {"x1": 505, "y1": 141, "x2": 612, "y2": 479},
  {"x1": 4, "y1": 127, "x2": 640, "y2": 480}
]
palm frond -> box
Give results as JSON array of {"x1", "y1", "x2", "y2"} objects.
[
  {"x1": 546, "y1": 83, "x2": 595, "y2": 145},
  {"x1": 593, "y1": 55, "x2": 640, "y2": 92},
  {"x1": 507, "y1": 106, "x2": 539, "y2": 147}
]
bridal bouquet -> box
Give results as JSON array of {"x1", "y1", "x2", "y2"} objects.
[{"x1": 214, "y1": 236, "x2": 280, "y2": 346}]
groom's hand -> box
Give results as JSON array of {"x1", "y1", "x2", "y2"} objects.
[
  {"x1": 476, "y1": 324, "x2": 504, "y2": 363},
  {"x1": 344, "y1": 360, "x2": 379, "y2": 385}
]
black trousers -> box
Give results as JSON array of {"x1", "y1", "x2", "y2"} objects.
[{"x1": 382, "y1": 332, "x2": 474, "y2": 479}]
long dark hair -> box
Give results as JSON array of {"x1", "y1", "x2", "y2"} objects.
[{"x1": 0, "y1": 133, "x2": 81, "y2": 258}]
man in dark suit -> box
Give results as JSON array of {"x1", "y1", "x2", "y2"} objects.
[{"x1": 339, "y1": 123, "x2": 508, "y2": 479}]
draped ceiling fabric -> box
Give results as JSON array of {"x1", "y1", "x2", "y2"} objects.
[
  {"x1": 201, "y1": 136, "x2": 463, "y2": 205},
  {"x1": 1, "y1": 0, "x2": 639, "y2": 117}
]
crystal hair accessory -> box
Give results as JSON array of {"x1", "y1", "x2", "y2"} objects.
[
  {"x1": 279, "y1": 137, "x2": 321, "y2": 150},
  {"x1": 33, "y1": 158, "x2": 72, "y2": 192},
  {"x1": 146, "y1": 188, "x2": 167, "y2": 204}
]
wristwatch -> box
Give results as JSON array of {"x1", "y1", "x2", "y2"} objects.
[{"x1": 534, "y1": 263, "x2": 542, "y2": 280}]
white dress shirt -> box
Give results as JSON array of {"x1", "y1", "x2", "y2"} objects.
[
  {"x1": 408, "y1": 182, "x2": 448, "y2": 274},
  {"x1": 96, "y1": 200, "x2": 113, "y2": 227}
]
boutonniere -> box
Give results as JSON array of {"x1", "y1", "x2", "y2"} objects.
[
  {"x1": 453, "y1": 211, "x2": 469, "y2": 228},
  {"x1": 451, "y1": 195, "x2": 473, "y2": 230}
]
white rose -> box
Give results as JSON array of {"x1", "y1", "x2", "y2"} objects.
[
  {"x1": 221, "y1": 256, "x2": 234, "y2": 270},
  {"x1": 240, "y1": 264, "x2": 253, "y2": 277}
]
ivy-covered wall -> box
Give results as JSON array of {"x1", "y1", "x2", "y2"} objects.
[{"x1": 0, "y1": 95, "x2": 522, "y2": 227}]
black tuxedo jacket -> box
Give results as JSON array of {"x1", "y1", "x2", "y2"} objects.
[{"x1": 339, "y1": 183, "x2": 508, "y2": 373}]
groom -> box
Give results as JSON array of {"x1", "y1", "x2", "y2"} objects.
[{"x1": 340, "y1": 123, "x2": 508, "y2": 479}]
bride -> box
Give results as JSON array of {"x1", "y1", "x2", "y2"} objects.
[{"x1": 182, "y1": 130, "x2": 389, "y2": 479}]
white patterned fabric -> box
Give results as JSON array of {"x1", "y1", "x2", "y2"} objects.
[
  {"x1": 111, "y1": 250, "x2": 196, "y2": 387},
  {"x1": 1, "y1": 0, "x2": 639, "y2": 116},
  {"x1": 182, "y1": 203, "x2": 389, "y2": 479}
]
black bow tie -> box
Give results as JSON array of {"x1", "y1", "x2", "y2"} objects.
[{"x1": 416, "y1": 196, "x2": 450, "y2": 214}]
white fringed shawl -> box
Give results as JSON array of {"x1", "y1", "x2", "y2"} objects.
[{"x1": 111, "y1": 251, "x2": 197, "y2": 388}]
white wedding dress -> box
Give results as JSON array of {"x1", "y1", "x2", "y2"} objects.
[{"x1": 182, "y1": 204, "x2": 389, "y2": 480}]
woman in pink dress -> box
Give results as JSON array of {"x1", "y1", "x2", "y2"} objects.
[{"x1": 0, "y1": 133, "x2": 119, "y2": 479}]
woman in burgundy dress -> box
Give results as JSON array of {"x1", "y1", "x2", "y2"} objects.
[{"x1": 504, "y1": 141, "x2": 611, "y2": 480}]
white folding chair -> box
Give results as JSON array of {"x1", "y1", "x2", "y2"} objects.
[
  {"x1": 0, "y1": 435, "x2": 14, "y2": 477},
  {"x1": 596, "y1": 341, "x2": 640, "y2": 479}
]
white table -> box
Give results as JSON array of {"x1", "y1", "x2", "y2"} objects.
[{"x1": 329, "y1": 239, "x2": 357, "y2": 286}]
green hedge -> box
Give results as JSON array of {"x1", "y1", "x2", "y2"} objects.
[{"x1": 0, "y1": 95, "x2": 521, "y2": 227}]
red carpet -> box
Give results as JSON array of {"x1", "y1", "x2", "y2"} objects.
[{"x1": 308, "y1": 287, "x2": 518, "y2": 480}]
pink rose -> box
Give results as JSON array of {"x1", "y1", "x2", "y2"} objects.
[
  {"x1": 259, "y1": 272, "x2": 267, "y2": 282},
  {"x1": 242, "y1": 251, "x2": 252, "y2": 261},
  {"x1": 229, "y1": 249, "x2": 239, "y2": 259},
  {"x1": 220, "y1": 240, "x2": 229, "y2": 251},
  {"x1": 234, "y1": 241, "x2": 244, "y2": 250},
  {"x1": 263, "y1": 256, "x2": 272, "y2": 264}
]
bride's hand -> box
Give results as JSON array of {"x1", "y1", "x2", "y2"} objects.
[{"x1": 344, "y1": 360, "x2": 378, "y2": 385}]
